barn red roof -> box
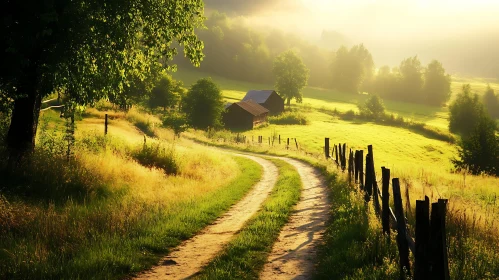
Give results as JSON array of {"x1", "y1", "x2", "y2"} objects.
[{"x1": 231, "y1": 100, "x2": 269, "y2": 116}]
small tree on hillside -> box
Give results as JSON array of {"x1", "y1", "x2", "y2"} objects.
[
  {"x1": 149, "y1": 75, "x2": 185, "y2": 111},
  {"x1": 483, "y1": 85, "x2": 499, "y2": 119},
  {"x1": 358, "y1": 95, "x2": 386, "y2": 120},
  {"x1": 181, "y1": 78, "x2": 224, "y2": 130},
  {"x1": 452, "y1": 113, "x2": 499, "y2": 176},
  {"x1": 273, "y1": 50, "x2": 309, "y2": 106},
  {"x1": 449, "y1": 84, "x2": 485, "y2": 136}
]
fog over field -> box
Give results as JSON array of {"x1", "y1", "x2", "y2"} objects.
[{"x1": 205, "y1": 0, "x2": 499, "y2": 79}]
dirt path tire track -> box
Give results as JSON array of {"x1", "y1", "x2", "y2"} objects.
[
  {"x1": 134, "y1": 154, "x2": 278, "y2": 280},
  {"x1": 259, "y1": 157, "x2": 330, "y2": 280}
]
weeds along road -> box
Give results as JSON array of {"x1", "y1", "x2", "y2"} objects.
[{"x1": 135, "y1": 149, "x2": 329, "y2": 280}]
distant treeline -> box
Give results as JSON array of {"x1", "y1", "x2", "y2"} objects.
[{"x1": 175, "y1": 11, "x2": 452, "y2": 106}]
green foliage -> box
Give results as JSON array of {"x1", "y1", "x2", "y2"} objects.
[
  {"x1": 449, "y1": 85, "x2": 486, "y2": 136},
  {"x1": 483, "y1": 85, "x2": 499, "y2": 119},
  {"x1": 197, "y1": 159, "x2": 301, "y2": 279},
  {"x1": 132, "y1": 142, "x2": 178, "y2": 175},
  {"x1": 0, "y1": 0, "x2": 204, "y2": 105},
  {"x1": 371, "y1": 58, "x2": 451, "y2": 106},
  {"x1": 149, "y1": 75, "x2": 185, "y2": 111},
  {"x1": 0, "y1": 0, "x2": 205, "y2": 153},
  {"x1": 423, "y1": 60, "x2": 452, "y2": 106},
  {"x1": 268, "y1": 111, "x2": 309, "y2": 125},
  {"x1": 358, "y1": 95, "x2": 386, "y2": 120},
  {"x1": 181, "y1": 78, "x2": 224, "y2": 130},
  {"x1": 174, "y1": 12, "x2": 330, "y2": 87},
  {"x1": 330, "y1": 44, "x2": 374, "y2": 94},
  {"x1": 162, "y1": 112, "x2": 189, "y2": 137},
  {"x1": 273, "y1": 50, "x2": 309, "y2": 106},
  {"x1": 452, "y1": 114, "x2": 499, "y2": 176}
]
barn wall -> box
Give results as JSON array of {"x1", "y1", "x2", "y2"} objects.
[
  {"x1": 223, "y1": 106, "x2": 254, "y2": 130},
  {"x1": 263, "y1": 92, "x2": 284, "y2": 115}
]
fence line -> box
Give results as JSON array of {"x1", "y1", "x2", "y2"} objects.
[{"x1": 325, "y1": 138, "x2": 449, "y2": 280}]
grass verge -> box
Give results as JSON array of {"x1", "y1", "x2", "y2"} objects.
[
  {"x1": 312, "y1": 166, "x2": 399, "y2": 279},
  {"x1": 195, "y1": 158, "x2": 302, "y2": 280},
  {"x1": 0, "y1": 152, "x2": 262, "y2": 280}
]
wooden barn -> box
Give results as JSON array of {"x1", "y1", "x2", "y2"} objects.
[
  {"x1": 242, "y1": 90, "x2": 284, "y2": 115},
  {"x1": 223, "y1": 100, "x2": 269, "y2": 130}
]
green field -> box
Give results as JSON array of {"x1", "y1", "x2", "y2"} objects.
[
  {"x1": 176, "y1": 68, "x2": 499, "y2": 234},
  {"x1": 174, "y1": 69, "x2": 499, "y2": 131}
]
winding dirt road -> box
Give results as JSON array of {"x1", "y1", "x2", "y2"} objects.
[
  {"x1": 134, "y1": 151, "x2": 329, "y2": 280},
  {"x1": 259, "y1": 157, "x2": 329, "y2": 280},
  {"x1": 134, "y1": 154, "x2": 278, "y2": 280}
]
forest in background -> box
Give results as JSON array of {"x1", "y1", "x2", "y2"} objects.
[{"x1": 174, "y1": 11, "x2": 477, "y2": 107}]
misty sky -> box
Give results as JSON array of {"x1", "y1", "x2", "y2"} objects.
[{"x1": 205, "y1": 0, "x2": 499, "y2": 78}]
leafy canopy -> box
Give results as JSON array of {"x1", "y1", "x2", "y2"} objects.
[
  {"x1": 330, "y1": 44, "x2": 374, "y2": 94},
  {"x1": 452, "y1": 113, "x2": 498, "y2": 176},
  {"x1": 449, "y1": 85, "x2": 486, "y2": 136},
  {"x1": 273, "y1": 50, "x2": 309, "y2": 105},
  {"x1": 149, "y1": 75, "x2": 185, "y2": 111},
  {"x1": 0, "y1": 0, "x2": 205, "y2": 105},
  {"x1": 181, "y1": 78, "x2": 224, "y2": 130}
]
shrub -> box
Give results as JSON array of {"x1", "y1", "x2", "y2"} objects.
[
  {"x1": 449, "y1": 84, "x2": 486, "y2": 136},
  {"x1": 340, "y1": 109, "x2": 356, "y2": 120},
  {"x1": 358, "y1": 94, "x2": 385, "y2": 120},
  {"x1": 181, "y1": 78, "x2": 224, "y2": 130},
  {"x1": 452, "y1": 114, "x2": 499, "y2": 176},
  {"x1": 163, "y1": 112, "x2": 189, "y2": 138},
  {"x1": 148, "y1": 74, "x2": 184, "y2": 111},
  {"x1": 131, "y1": 142, "x2": 179, "y2": 175},
  {"x1": 268, "y1": 111, "x2": 308, "y2": 125}
]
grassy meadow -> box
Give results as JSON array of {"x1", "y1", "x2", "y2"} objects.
[
  {"x1": 0, "y1": 109, "x2": 263, "y2": 279},
  {"x1": 177, "y1": 68, "x2": 499, "y2": 279}
]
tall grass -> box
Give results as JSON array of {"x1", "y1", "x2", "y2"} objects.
[{"x1": 0, "y1": 114, "x2": 263, "y2": 279}]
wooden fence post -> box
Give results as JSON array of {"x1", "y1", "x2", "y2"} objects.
[
  {"x1": 295, "y1": 138, "x2": 298, "y2": 150},
  {"x1": 342, "y1": 143, "x2": 347, "y2": 170},
  {"x1": 105, "y1": 113, "x2": 108, "y2": 135},
  {"x1": 268, "y1": 137, "x2": 270, "y2": 146},
  {"x1": 381, "y1": 167, "x2": 391, "y2": 236},
  {"x1": 393, "y1": 178, "x2": 411, "y2": 278},
  {"x1": 415, "y1": 196, "x2": 430, "y2": 280},
  {"x1": 335, "y1": 145, "x2": 339, "y2": 165},
  {"x1": 430, "y1": 199, "x2": 449, "y2": 280},
  {"x1": 287, "y1": 138, "x2": 289, "y2": 150},
  {"x1": 279, "y1": 135, "x2": 281, "y2": 144},
  {"x1": 365, "y1": 153, "x2": 372, "y2": 199},
  {"x1": 354, "y1": 150, "x2": 359, "y2": 183},
  {"x1": 359, "y1": 150, "x2": 364, "y2": 186},
  {"x1": 325, "y1": 138, "x2": 330, "y2": 158}
]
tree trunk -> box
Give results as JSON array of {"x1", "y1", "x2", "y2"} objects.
[
  {"x1": 6, "y1": 91, "x2": 42, "y2": 170},
  {"x1": 287, "y1": 98, "x2": 291, "y2": 106}
]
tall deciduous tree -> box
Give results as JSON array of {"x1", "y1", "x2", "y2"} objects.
[
  {"x1": 273, "y1": 50, "x2": 309, "y2": 106},
  {"x1": 0, "y1": 0, "x2": 205, "y2": 165},
  {"x1": 423, "y1": 60, "x2": 451, "y2": 106},
  {"x1": 181, "y1": 78, "x2": 224, "y2": 130},
  {"x1": 399, "y1": 56, "x2": 424, "y2": 103},
  {"x1": 330, "y1": 44, "x2": 374, "y2": 94},
  {"x1": 483, "y1": 85, "x2": 499, "y2": 119}
]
